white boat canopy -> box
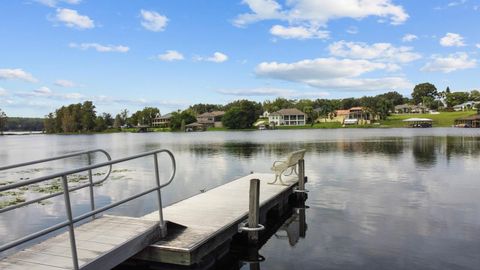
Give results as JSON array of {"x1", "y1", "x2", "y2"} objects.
[{"x1": 403, "y1": 118, "x2": 433, "y2": 122}]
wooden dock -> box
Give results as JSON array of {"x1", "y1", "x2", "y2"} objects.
[
  {"x1": 0, "y1": 216, "x2": 161, "y2": 270},
  {"x1": 0, "y1": 172, "x2": 302, "y2": 269},
  {"x1": 136, "y1": 173, "x2": 299, "y2": 266}
]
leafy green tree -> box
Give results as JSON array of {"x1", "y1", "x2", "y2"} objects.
[
  {"x1": 5, "y1": 117, "x2": 44, "y2": 131},
  {"x1": 316, "y1": 103, "x2": 335, "y2": 122},
  {"x1": 128, "y1": 107, "x2": 159, "y2": 126},
  {"x1": 94, "y1": 115, "x2": 107, "y2": 131},
  {"x1": 469, "y1": 90, "x2": 480, "y2": 101},
  {"x1": 113, "y1": 114, "x2": 122, "y2": 129},
  {"x1": 295, "y1": 99, "x2": 314, "y2": 112},
  {"x1": 0, "y1": 109, "x2": 7, "y2": 135},
  {"x1": 445, "y1": 91, "x2": 470, "y2": 107},
  {"x1": 189, "y1": 104, "x2": 223, "y2": 114},
  {"x1": 102, "y1": 113, "x2": 114, "y2": 127},
  {"x1": 222, "y1": 107, "x2": 250, "y2": 129},
  {"x1": 412, "y1": 83, "x2": 439, "y2": 105},
  {"x1": 81, "y1": 101, "x2": 96, "y2": 131},
  {"x1": 180, "y1": 119, "x2": 186, "y2": 132},
  {"x1": 44, "y1": 113, "x2": 56, "y2": 133},
  {"x1": 377, "y1": 91, "x2": 407, "y2": 106},
  {"x1": 263, "y1": 98, "x2": 295, "y2": 112},
  {"x1": 302, "y1": 106, "x2": 317, "y2": 126},
  {"x1": 376, "y1": 98, "x2": 393, "y2": 120},
  {"x1": 340, "y1": 98, "x2": 361, "y2": 109},
  {"x1": 224, "y1": 100, "x2": 262, "y2": 128},
  {"x1": 170, "y1": 110, "x2": 196, "y2": 130}
]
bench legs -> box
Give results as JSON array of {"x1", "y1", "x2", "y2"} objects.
[
  {"x1": 269, "y1": 166, "x2": 298, "y2": 185},
  {"x1": 269, "y1": 172, "x2": 289, "y2": 186}
]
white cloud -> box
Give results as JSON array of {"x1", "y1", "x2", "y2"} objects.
[
  {"x1": 402, "y1": 34, "x2": 418, "y2": 42},
  {"x1": 234, "y1": 0, "x2": 409, "y2": 27},
  {"x1": 0, "y1": 68, "x2": 38, "y2": 83},
  {"x1": 421, "y1": 52, "x2": 476, "y2": 73},
  {"x1": 55, "y1": 8, "x2": 94, "y2": 29},
  {"x1": 328, "y1": 41, "x2": 421, "y2": 63},
  {"x1": 448, "y1": 0, "x2": 467, "y2": 7},
  {"x1": 269, "y1": 25, "x2": 329, "y2": 40},
  {"x1": 346, "y1": 26, "x2": 359, "y2": 34},
  {"x1": 55, "y1": 79, "x2": 76, "y2": 87},
  {"x1": 34, "y1": 86, "x2": 53, "y2": 95},
  {"x1": 195, "y1": 52, "x2": 229, "y2": 63},
  {"x1": 157, "y1": 50, "x2": 184, "y2": 61},
  {"x1": 255, "y1": 57, "x2": 412, "y2": 91},
  {"x1": 37, "y1": 0, "x2": 81, "y2": 7},
  {"x1": 0, "y1": 87, "x2": 8, "y2": 96},
  {"x1": 16, "y1": 87, "x2": 84, "y2": 100},
  {"x1": 93, "y1": 95, "x2": 186, "y2": 108},
  {"x1": 476, "y1": 43, "x2": 480, "y2": 49},
  {"x1": 440, "y1": 33, "x2": 465, "y2": 47},
  {"x1": 69, "y1": 43, "x2": 129, "y2": 53},
  {"x1": 217, "y1": 87, "x2": 329, "y2": 98},
  {"x1": 140, "y1": 10, "x2": 168, "y2": 32}
]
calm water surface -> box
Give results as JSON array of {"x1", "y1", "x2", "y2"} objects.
[{"x1": 1, "y1": 128, "x2": 480, "y2": 269}]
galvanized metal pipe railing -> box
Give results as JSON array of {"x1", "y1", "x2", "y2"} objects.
[
  {"x1": 0, "y1": 149, "x2": 176, "y2": 270},
  {"x1": 0, "y1": 149, "x2": 113, "y2": 214}
]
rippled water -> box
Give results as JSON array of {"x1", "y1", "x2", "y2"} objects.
[{"x1": 1, "y1": 128, "x2": 480, "y2": 269}]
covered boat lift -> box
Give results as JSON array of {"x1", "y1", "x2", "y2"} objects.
[{"x1": 403, "y1": 118, "x2": 433, "y2": 128}]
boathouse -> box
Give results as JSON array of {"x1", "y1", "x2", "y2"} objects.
[{"x1": 454, "y1": 114, "x2": 480, "y2": 128}]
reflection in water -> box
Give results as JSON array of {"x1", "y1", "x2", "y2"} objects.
[
  {"x1": 413, "y1": 137, "x2": 437, "y2": 167},
  {"x1": 274, "y1": 208, "x2": 308, "y2": 247},
  {"x1": 2, "y1": 129, "x2": 480, "y2": 269}
]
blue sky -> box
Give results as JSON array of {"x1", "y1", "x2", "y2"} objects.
[{"x1": 0, "y1": 0, "x2": 479, "y2": 117}]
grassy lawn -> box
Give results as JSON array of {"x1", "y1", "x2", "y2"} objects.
[
  {"x1": 276, "y1": 122, "x2": 343, "y2": 129},
  {"x1": 206, "y1": 127, "x2": 256, "y2": 131},
  {"x1": 380, "y1": 111, "x2": 477, "y2": 127}
]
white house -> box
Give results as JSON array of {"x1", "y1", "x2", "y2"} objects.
[
  {"x1": 269, "y1": 108, "x2": 306, "y2": 126},
  {"x1": 453, "y1": 101, "x2": 480, "y2": 111}
]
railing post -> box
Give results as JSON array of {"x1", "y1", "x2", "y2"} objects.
[
  {"x1": 248, "y1": 178, "x2": 260, "y2": 245},
  {"x1": 87, "y1": 153, "x2": 96, "y2": 218},
  {"x1": 61, "y1": 175, "x2": 79, "y2": 270},
  {"x1": 153, "y1": 154, "x2": 166, "y2": 237}
]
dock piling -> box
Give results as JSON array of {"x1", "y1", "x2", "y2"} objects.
[
  {"x1": 248, "y1": 178, "x2": 260, "y2": 245},
  {"x1": 296, "y1": 159, "x2": 307, "y2": 200}
]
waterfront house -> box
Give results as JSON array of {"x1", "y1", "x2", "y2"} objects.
[
  {"x1": 344, "y1": 107, "x2": 377, "y2": 125},
  {"x1": 152, "y1": 113, "x2": 173, "y2": 127},
  {"x1": 269, "y1": 108, "x2": 306, "y2": 126},
  {"x1": 453, "y1": 101, "x2": 480, "y2": 111},
  {"x1": 185, "y1": 122, "x2": 206, "y2": 132},
  {"x1": 315, "y1": 109, "x2": 349, "y2": 123},
  {"x1": 197, "y1": 111, "x2": 225, "y2": 128},
  {"x1": 394, "y1": 104, "x2": 428, "y2": 114}
]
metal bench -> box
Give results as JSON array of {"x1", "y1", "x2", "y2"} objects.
[{"x1": 269, "y1": 149, "x2": 306, "y2": 185}]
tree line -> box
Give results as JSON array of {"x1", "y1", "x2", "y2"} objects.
[{"x1": 3, "y1": 82, "x2": 479, "y2": 133}]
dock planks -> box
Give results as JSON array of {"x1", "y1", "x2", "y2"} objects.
[
  {"x1": 1, "y1": 172, "x2": 300, "y2": 269},
  {"x1": 0, "y1": 216, "x2": 161, "y2": 270},
  {"x1": 137, "y1": 173, "x2": 298, "y2": 265}
]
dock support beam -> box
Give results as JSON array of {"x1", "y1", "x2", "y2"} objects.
[
  {"x1": 296, "y1": 159, "x2": 307, "y2": 201},
  {"x1": 248, "y1": 179, "x2": 260, "y2": 245}
]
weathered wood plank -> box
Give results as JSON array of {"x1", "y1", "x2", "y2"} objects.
[
  {"x1": 0, "y1": 216, "x2": 161, "y2": 270},
  {"x1": 137, "y1": 173, "x2": 299, "y2": 265}
]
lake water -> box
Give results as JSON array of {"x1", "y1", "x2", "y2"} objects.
[{"x1": 1, "y1": 128, "x2": 480, "y2": 269}]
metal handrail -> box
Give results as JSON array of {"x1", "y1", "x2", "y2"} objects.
[
  {"x1": 0, "y1": 149, "x2": 176, "y2": 270},
  {"x1": 0, "y1": 149, "x2": 113, "y2": 214}
]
